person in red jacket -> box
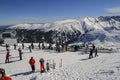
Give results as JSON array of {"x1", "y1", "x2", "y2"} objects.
[
  {"x1": 0, "y1": 68, "x2": 12, "y2": 80},
  {"x1": 5, "y1": 52, "x2": 11, "y2": 63},
  {"x1": 39, "y1": 58, "x2": 45, "y2": 73},
  {"x1": 29, "y1": 57, "x2": 35, "y2": 72}
]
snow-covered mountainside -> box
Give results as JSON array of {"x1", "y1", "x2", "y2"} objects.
[
  {"x1": 7, "y1": 16, "x2": 120, "y2": 43},
  {"x1": 8, "y1": 16, "x2": 120, "y2": 32}
]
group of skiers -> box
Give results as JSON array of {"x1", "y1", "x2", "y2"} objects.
[
  {"x1": 2, "y1": 42, "x2": 99, "y2": 80},
  {"x1": 5, "y1": 42, "x2": 52, "y2": 64},
  {"x1": 14, "y1": 43, "x2": 24, "y2": 50},
  {"x1": 5, "y1": 46, "x2": 23, "y2": 63},
  {"x1": 29, "y1": 57, "x2": 54, "y2": 73},
  {"x1": 13, "y1": 43, "x2": 68, "y2": 53}
]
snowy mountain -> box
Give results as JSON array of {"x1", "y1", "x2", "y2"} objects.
[
  {"x1": 6, "y1": 16, "x2": 120, "y2": 43},
  {"x1": 8, "y1": 16, "x2": 120, "y2": 32},
  {"x1": 1, "y1": 16, "x2": 120, "y2": 80}
]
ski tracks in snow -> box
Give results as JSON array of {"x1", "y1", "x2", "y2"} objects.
[
  {"x1": 37, "y1": 54, "x2": 120, "y2": 80},
  {"x1": 10, "y1": 53, "x2": 120, "y2": 80},
  {"x1": 29, "y1": 54, "x2": 111, "y2": 80}
]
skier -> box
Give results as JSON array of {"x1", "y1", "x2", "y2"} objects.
[
  {"x1": 6, "y1": 44, "x2": 9, "y2": 52},
  {"x1": 22, "y1": 43, "x2": 24, "y2": 49},
  {"x1": 38, "y1": 42, "x2": 41, "y2": 49},
  {"x1": 31, "y1": 43, "x2": 34, "y2": 49},
  {"x1": 5, "y1": 51, "x2": 11, "y2": 63},
  {"x1": 14, "y1": 44, "x2": 17, "y2": 50},
  {"x1": 89, "y1": 48, "x2": 93, "y2": 59},
  {"x1": 18, "y1": 47, "x2": 23, "y2": 60},
  {"x1": 46, "y1": 60, "x2": 50, "y2": 72},
  {"x1": 62, "y1": 45, "x2": 66, "y2": 52},
  {"x1": 6, "y1": 44, "x2": 9, "y2": 51},
  {"x1": 92, "y1": 44, "x2": 95, "y2": 50},
  {"x1": 74, "y1": 45, "x2": 79, "y2": 51},
  {"x1": 95, "y1": 48, "x2": 98, "y2": 57},
  {"x1": 29, "y1": 57, "x2": 35, "y2": 72},
  {"x1": 28, "y1": 45, "x2": 32, "y2": 52},
  {"x1": 42, "y1": 43, "x2": 45, "y2": 49},
  {"x1": 0, "y1": 68, "x2": 12, "y2": 80},
  {"x1": 39, "y1": 58, "x2": 45, "y2": 73},
  {"x1": 65, "y1": 44, "x2": 68, "y2": 51}
]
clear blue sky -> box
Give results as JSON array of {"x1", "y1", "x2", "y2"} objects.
[{"x1": 0, "y1": 0, "x2": 120, "y2": 25}]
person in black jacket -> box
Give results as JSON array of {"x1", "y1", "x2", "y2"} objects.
[
  {"x1": 46, "y1": 61, "x2": 49, "y2": 72},
  {"x1": 22, "y1": 43, "x2": 24, "y2": 49},
  {"x1": 18, "y1": 47, "x2": 23, "y2": 60},
  {"x1": 89, "y1": 48, "x2": 93, "y2": 59},
  {"x1": 92, "y1": 44, "x2": 95, "y2": 50},
  {"x1": 14, "y1": 44, "x2": 17, "y2": 50}
]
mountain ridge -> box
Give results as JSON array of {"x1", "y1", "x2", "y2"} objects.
[
  {"x1": 7, "y1": 16, "x2": 120, "y2": 33},
  {"x1": 1, "y1": 16, "x2": 120, "y2": 43}
]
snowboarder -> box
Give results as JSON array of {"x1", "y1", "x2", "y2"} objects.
[
  {"x1": 89, "y1": 48, "x2": 93, "y2": 59},
  {"x1": 95, "y1": 48, "x2": 98, "y2": 57},
  {"x1": 39, "y1": 58, "x2": 45, "y2": 73},
  {"x1": 18, "y1": 47, "x2": 23, "y2": 60},
  {"x1": 29, "y1": 57, "x2": 35, "y2": 72},
  {"x1": 0, "y1": 68, "x2": 12, "y2": 80},
  {"x1": 5, "y1": 51, "x2": 11, "y2": 63},
  {"x1": 46, "y1": 60, "x2": 50, "y2": 72}
]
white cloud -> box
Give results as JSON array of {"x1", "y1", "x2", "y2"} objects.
[{"x1": 106, "y1": 7, "x2": 120, "y2": 15}]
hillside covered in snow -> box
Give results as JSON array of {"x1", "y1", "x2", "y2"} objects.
[
  {"x1": 8, "y1": 16, "x2": 120, "y2": 32},
  {"x1": 1, "y1": 16, "x2": 120, "y2": 43},
  {"x1": 0, "y1": 43, "x2": 120, "y2": 80}
]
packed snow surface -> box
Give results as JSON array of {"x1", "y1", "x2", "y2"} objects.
[{"x1": 0, "y1": 43, "x2": 120, "y2": 80}]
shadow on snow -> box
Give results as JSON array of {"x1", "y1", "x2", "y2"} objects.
[{"x1": 10, "y1": 71, "x2": 33, "y2": 77}]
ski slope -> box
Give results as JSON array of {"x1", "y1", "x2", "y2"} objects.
[{"x1": 0, "y1": 43, "x2": 120, "y2": 80}]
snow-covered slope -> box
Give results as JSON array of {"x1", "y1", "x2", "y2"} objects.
[
  {"x1": 8, "y1": 23, "x2": 44, "y2": 30},
  {"x1": 77, "y1": 29, "x2": 120, "y2": 43},
  {"x1": 0, "y1": 43, "x2": 120, "y2": 80},
  {"x1": 7, "y1": 16, "x2": 120, "y2": 43},
  {"x1": 8, "y1": 16, "x2": 120, "y2": 33}
]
